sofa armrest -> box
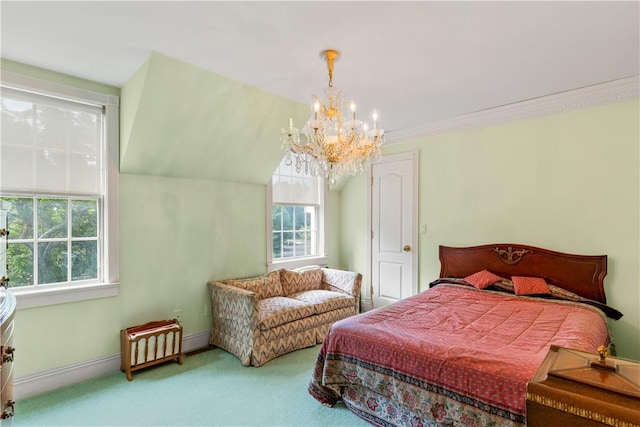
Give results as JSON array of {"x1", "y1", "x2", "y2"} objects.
[
  {"x1": 208, "y1": 281, "x2": 260, "y2": 326},
  {"x1": 322, "y1": 268, "x2": 362, "y2": 311}
]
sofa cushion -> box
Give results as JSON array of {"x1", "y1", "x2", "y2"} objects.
[
  {"x1": 280, "y1": 268, "x2": 323, "y2": 295},
  {"x1": 228, "y1": 270, "x2": 283, "y2": 300},
  {"x1": 289, "y1": 290, "x2": 355, "y2": 315},
  {"x1": 258, "y1": 297, "x2": 315, "y2": 331}
]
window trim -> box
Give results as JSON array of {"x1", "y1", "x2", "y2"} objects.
[
  {"x1": 266, "y1": 166, "x2": 328, "y2": 272},
  {"x1": 1, "y1": 71, "x2": 120, "y2": 309}
]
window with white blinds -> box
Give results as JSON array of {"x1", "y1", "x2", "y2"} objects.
[
  {"x1": 268, "y1": 157, "x2": 327, "y2": 269},
  {"x1": 0, "y1": 72, "x2": 119, "y2": 308},
  {"x1": 1, "y1": 87, "x2": 103, "y2": 195}
]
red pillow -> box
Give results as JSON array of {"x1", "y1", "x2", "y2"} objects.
[
  {"x1": 464, "y1": 270, "x2": 503, "y2": 289},
  {"x1": 512, "y1": 276, "x2": 550, "y2": 295}
]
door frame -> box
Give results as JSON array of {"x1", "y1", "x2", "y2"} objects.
[{"x1": 365, "y1": 151, "x2": 419, "y2": 310}]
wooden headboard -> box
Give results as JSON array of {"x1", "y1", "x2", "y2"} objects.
[{"x1": 439, "y1": 243, "x2": 608, "y2": 303}]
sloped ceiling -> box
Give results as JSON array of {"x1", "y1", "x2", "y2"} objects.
[
  {"x1": 2, "y1": 2, "x2": 638, "y2": 186},
  {"x1": 2, "y1": 2, "x2": 638, "y2": 141},
  {"x1": 120, "y1": 52, "x2": 309, "y2": 184}
]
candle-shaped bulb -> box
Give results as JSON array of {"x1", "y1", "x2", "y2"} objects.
[
  {"x1": 350, "y1": 101, "x2": 356, "y2": 120},
  {"x1": 314, "y1": 101, "x2": 320, "y2": 120},
  {"x1": 289, "y1": 117, "x2": 293, "y2": 129},
  {"x1": 363, "y1": 122, "x2": 369, "y2": 132},
  {"x1": 372, "y1": 110, "x2": 378, "y2": 130}
]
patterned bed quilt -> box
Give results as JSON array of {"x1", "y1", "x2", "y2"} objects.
[{"x1": 308, "y1": 282, "x2": 611, "y2": 426}]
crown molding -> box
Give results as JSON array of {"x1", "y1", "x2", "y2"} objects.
[{"x1": 386, "y1": 76, "x2": 639, "y2": 144}]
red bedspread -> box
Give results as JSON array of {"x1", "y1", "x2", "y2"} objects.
[{"x1": 309, "y1": 284, "x2": 609, "y2": 425}]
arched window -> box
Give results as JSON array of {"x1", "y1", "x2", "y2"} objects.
[{"x1": 267, "y1": 156, "x2": 327, "y2": 271}]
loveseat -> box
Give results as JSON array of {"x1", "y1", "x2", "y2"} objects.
[{"x1": 208, "y1": 267, "x2": 362, "y2": 367}]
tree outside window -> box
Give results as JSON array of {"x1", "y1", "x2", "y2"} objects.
[{"x1": 1, "y1": 196, "x2": 98, "y2": 287}]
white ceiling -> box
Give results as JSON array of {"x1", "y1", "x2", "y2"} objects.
[{"x1": 1, "y1": 1, "x2": 639, "y2": 135}]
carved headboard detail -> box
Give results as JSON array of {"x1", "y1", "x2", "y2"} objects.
[
  {"x1": 439, "y1": 243, "x2": 608, "y2": 303},
  {"x1": 491, "y1": 246, "x2": 532, "y2": 265}
]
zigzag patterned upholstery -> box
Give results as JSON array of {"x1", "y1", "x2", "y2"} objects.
[{"x1": 208, "y1": 268, "x2": 362, "y2": 366}]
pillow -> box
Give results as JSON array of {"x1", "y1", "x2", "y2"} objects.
[
  {"x1": 512, "y1": 276, "x2": 550, "y2": 295},
  {"x1": 228, "y1": 270, "x2": 283, "y2": 299},
  {"x1": 280, "y1": 268, "x2": 323, "y2": 295},
  {"x1": 464, "y1": 270, "x2": 503, "y2": 289},
  {"x1": 545, "y1": 284, "x2": 623, "y2": 320}
]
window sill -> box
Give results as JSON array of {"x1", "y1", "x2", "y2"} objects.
[
  {"x1": 11, "y1": 282, "x2": 119, "y2": 310},
  {"x1": 268, "y1": 256, "x2": 329, "y2": 272}
]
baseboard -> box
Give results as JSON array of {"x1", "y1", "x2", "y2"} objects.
[{"x1": 14, "y1": 330, "x2": 211, "y2": 399}]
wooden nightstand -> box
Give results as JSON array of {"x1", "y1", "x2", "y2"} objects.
[{"x1": 526, "y1": 345, "x2": 640, "y2": 427}]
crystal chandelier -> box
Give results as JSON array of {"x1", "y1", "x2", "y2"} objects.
[{"x1": 280, "y1": 49, "x2": 384, "y2": 186}]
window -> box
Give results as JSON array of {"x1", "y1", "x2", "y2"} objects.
[
  {"x1": 0, "y1": 72, "x2": 119, "y2": 308},
  {"x1": 272, "y1": 205, "x2": 317, "y2": 259},
  {"x1": 2, "y1": 197, "x2": 99, "y2": 286},
  {"x1": 267, "y1": 156, "x2": 327, "y2": 270}
]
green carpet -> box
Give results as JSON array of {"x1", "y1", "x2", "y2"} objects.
[{"x1": 14, "y1": 345, "x2": 369, "y2": 426}]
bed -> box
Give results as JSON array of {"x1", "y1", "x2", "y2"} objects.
[{"x1": 308, "y1": 243, "x2": 622, "y2": 427}]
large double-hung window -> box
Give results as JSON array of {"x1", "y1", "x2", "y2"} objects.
[
  {"x1": 0, "y1": 72, "x2": 119, "y2": 308},
  {"x1": 268, "y1": 157, "x2": 327, "y2": 270}
]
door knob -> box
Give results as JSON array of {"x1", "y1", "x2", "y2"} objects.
[{"x1": 403, "y1": 245, "x2": 411, "y2": 252}]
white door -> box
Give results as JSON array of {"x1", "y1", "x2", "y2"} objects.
[{"x1": 369, "y1": 152, "x2": 418, "y2": 309}]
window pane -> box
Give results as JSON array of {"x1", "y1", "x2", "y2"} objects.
[
  {"x1": 72, "y1": 200, "x2": 97, "y2": 237},
  {"x1": 68, "y1": 109, "x2": 100, "y2": 154},
  {"x1": 282, "y1": 232, "x2": 294, "y2": 258},
  {"x1": 272, "y1": 206, "x2": 282, "y2": 231},
  {"x1": 69, "y1": 152, "x2": 100, "y2": 194},
  {"x1": 1, "y1": 145, "x2": 35, "y2": 190},
  {"x1": 36, "y1": 104, "x2": 69, "y2": 150},
  {"x1": 1, "y1": 87, "x2": 103, "y2": 194},
  {"x1": 305, "y1": 231, "x2": 313, "y2": 256},
  {"x1": 7, "y1": 242, "x2": 33, "y2": 287},
  {"x1": 294, "y1": 206, "x2": 306, "y2": 230},
  {"x1": 72, "y1": 241, "x2": 97, "y2": 281},
  {"x1": 283, "y1": 206, "x2": 294, "y2": 231},
  {"x1": 272, "y1": 232, "x2": 282, "y2": 259},
  {"x1": 271, "y1": 203, "x2": 318, "y2": 259},
  {"x1": 1, "y1": 97, "x2": 35, "y2": 147},
  {"x1": 293, "y1": 231, "x2": 306, "y2": 257},
  {"x1": 38, "y1": 241, "x2": 67, "y2": 284},
  {"x1": 38, "y1": 198, "x2": 68, "y2": 239},
  {"x1": 2, "y1": 197, "x2": 33, "y2": 239},
  {"x1": 36, "y1": 148, "x2": 68, "y2": 192},
  {"x1": 305, "y1": 210, "x2": 312, "y2": 227}
]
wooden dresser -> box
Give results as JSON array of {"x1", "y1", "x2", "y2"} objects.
[
  {"x1": 0, "y1": 205, "x2": 15, "y2": 425},
  {"x1": 0, "y1": 288, "x2": 15, "y2": 425},
  {"x1": 527, "y1": 345, "x2": 640, "y2": 427}
]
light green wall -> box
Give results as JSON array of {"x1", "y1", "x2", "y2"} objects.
[
  {"x1": 14, "y1": 174, "x2": 342, "y2": 378},
  {"x1": 14, "y1": 174, "x2": 268, "y2": 375},
  {"x1": 5, "y1": 57, "x2": 638, "y2": 380},
  {"x1": 120, "y1": 52, "x2": 309, "y2": 185},
  {"x1": 326, "y1": 190, "x2": 342, "y2": 269},
  {"x1": 340, "y1": 100, "x2": 640, "y2": 360},
  {"x1": 119, "y1": 55, "x2": 150, "y2": 163},
  {"x1": 6, "y1": 59, "x2": 341, "y2": 378},
  {"x1": 339, "y1": 173, "x2": 369, "y2": 282}
]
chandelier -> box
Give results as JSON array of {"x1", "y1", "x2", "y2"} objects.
[{"x1": 280, "y1": 49, "x2": 384, "y2": 186}]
